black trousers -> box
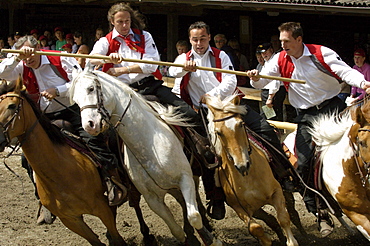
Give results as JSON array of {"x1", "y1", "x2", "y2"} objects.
[{"x1": 294, "y1": 96, "x2": 346, "y2": 213}]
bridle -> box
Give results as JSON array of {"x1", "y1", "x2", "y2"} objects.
[
  {"x1": 351, "y1": 127, "x2": 370, "y2": 187},
  {"x1": 0, "y1": 93, "x2": 25, "y2": 147},
  {"x1": 78, "y1": 75, "x2": 132, "y2": 130}
]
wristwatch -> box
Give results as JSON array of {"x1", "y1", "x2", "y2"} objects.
[{"x1": 55, "y1": 87, "x2": 60, "y2": 97}]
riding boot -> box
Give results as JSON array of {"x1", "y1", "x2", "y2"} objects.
[
  {"x1": 186, "y1": 127, "x2": 219, "y2": 169},
  {"x1": 206, "y1": 187, "x2": 226, "y2": 220},
  {"x1": 317, "y1": 209, "x2": 334, "y2": 237},
  {"x1": 104, "y1": 168, "x2": 127, "y2": 206}
]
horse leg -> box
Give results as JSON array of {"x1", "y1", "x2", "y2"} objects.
[
  {"x1": 58, "y1": 215, "x2": 106, "y2": 246},
  {"x1": 179, "y1": 174, "x2": 222, "y2": 246},
  {"x1": 253, "y1": 208, "x2": 286, "y2": 243},
  {"x1": 144, "y1": 192, "x2": 187, "y2": 243},
  {"x1": 283, "y1": 191, "x2": 307, "y2": 236},
  {"x1": 343, "y1": 210, "x2": 370, "y2": 240},
  {"x1": 128, "y1": 186, "x2": 156, "y2": 246},
  {"x1": 193, "y1": 175, "x2": 212, "y2": 232},
  {"x1": 271, "y1": 189, "x2": 298, "y2": 246},
  {"x1": 93, "y1": 200, "x2": 126, "y2": 246},
  {"x1": 169, "y1": 188, "x2": 201, "y2": 246}
]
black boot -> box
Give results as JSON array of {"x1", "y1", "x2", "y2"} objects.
[
  {"x1": 105, "y1": 168, "x2": 127, "y2": 206},
  {"x1": 206, "y1": 187, "x2": 226, "y2": 220},
  {"x1": 317, "y1": 209, "x2": 334, "y2": 237}
]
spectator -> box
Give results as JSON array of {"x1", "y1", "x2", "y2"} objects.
[
  {"x1": 349, "y1": 48, "x2": 370, "y2": 104},
  {"x1": 39, "y1": 35, "x2": 50, "y2": 50},
  {"x1": 255, "y1": 43, "x2": 286, "y2": 121},
  {"x1": 88, "y1": 27, "x2": 105, "y2": 51},
  {"x1": 61, "y1": 43, "x2": 72, "y2": 53},
  {"x1": 73, "y1": 31, "x2": 90, "y2": 68},
  {"x1": 171, "y1": 40, "x2": 190, "y2": 96},
  {"x1": 228, "y1": 38, "x2": 249, "y2": 70},
  {"x1": 30, "y1": 29, "x2": 39, "y2": 40},
  {"x1": 270, "y1": 34, "x2": 282, "y2": 53},
  {"x1": 43, "y1": 29, "x2": 54, "y2": 48},
  {"x1": 7, "y1": 34, "x2": 16, "y2": 49},
  {"x1": 54, "y1": 27, "x2": 66, "y2": 51},
  {"x1": 14, "y1": 31, "x2": 22, "y2": 43},
  {"x1": 0, "y1": 38, "x2": 6, "y2": 61}
]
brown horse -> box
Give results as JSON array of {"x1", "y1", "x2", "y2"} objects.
[
  {"x1": 205, "y1": 95, "x2": 298, "y2": 246},
  {"x1": 0, "y1": 79, "x2": 126, "y2": 246},
  {"x1": 309, "y1": 102, "x2": 370, "y2": 241}
]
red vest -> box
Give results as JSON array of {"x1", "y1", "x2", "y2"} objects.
[
  {"x1": 180, "y1": 47, "x2": 244, "y2": 106},
  {"x1": 278, "y1": 44, "x2": 342, "y2": 91},
  {"x1": 102, "y1": 29, "x2": 162, "y2": 80},
  {"x1": 23, "y1": 50, "x2": 69, "y2": 103}
]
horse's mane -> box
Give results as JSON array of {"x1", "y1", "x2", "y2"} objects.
[
  {"x1": 309, "y1": 110, "x2": 353, "y2": 150},
  {"x1": 21, "y1": 91, "x2": 66, "y2": 145},
  {"x1": 71, "y1": 69, "x2": 192, "y2": 127},
  {"x1": 206, "y1": 95, "x2": 247, "y2": 156}
]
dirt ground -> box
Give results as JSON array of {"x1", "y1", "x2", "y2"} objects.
[{"x1": 0, "y1": 148, "x2": 369, "y2": 246}]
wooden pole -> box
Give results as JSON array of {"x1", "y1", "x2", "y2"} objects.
[{"x1": 1, "y1": 49, "x2": 306, "y2": 84}]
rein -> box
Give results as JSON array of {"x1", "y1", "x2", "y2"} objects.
[{"x1": 350, "y1": 128, "x2": 370, "y2": 187}]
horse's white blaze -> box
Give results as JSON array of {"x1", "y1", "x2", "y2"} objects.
[{"x1": 224, "y1": 117, "x2": 237, "y2": 131}]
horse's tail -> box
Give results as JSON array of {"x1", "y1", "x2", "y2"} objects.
[
  {"x1": 147, "y1": 101, "x2": 194, "y2": 127},
  {"x1": 309, "y1": 110, "x2": 352, "y2": 148}
]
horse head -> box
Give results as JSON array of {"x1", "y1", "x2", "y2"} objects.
[
  {"x1": 205, "y1": 94, "x2": 251, "y2": 176},
  {"x1": 0, "y1": 77, "x2": 26, "y2": 151},
  {"x1": 71, "y1": 66, "x2": 110, "y2": 136}
]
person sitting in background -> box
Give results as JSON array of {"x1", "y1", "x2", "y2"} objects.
[
  {"x1": 30, "y1": 29, "x2": 39, "y2": 40},
  {"x1": 348, "y1": 48, "x2": 369, "y2": 105},
  {"x1": 228, "y1": 38, "x2": 249, "y2": 71},
  {"x1": 65, "y1": 33, "x2": 75, "y2": 53}
]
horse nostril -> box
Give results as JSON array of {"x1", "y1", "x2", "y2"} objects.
[{"x1": 88, "y1": 120, "x2": 95, "y2": 128}]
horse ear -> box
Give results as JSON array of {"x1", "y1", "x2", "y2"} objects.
[
  {"x1": 84, "y1": 60, "x2": 94, "y2": 73},
  {"x1": 232, "y1": 95, "x2": 240, "y2": 105},
  {"x1": 14, "y1": 76, "x2": 24, "y2": 94},
  {"x1": 348, "y1": 123, "x2": 360, "y2": 143}
]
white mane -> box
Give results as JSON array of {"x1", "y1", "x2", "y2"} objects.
[
  {"x1": 70, "y1": 69, "x2": 192, "y2": 127},
  {"x1": 309, "y1": 110, "x2": 354, "y2": 152}
]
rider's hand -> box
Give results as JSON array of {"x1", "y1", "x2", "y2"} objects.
[
  {"x1": 362, "y1": 81, "x2": 370, "y2": 94},
  {"x1": 41, "y1": 88, "x2": 58, "y2": 101},
  {"x1": 106, "y1": 67, "x2": 125, "y2": 77},
  {"x1": 108, "y1": 53, "x2": 123, "y2": 64},
  {"x1": 183, "y1": 60, "x2": 197, "y2": 72},
  {"x1": 17, "y1": 46, "x2": 35, "y2": 60},
  {"x1": 246, "y1": 69, "x2": 260, "y2": 82}
]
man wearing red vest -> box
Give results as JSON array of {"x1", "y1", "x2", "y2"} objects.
[
  {"x1": 247, "y1": 22, "x2": 370, "y2": 237},
  {"x1": 0, "y1": 35, "x2": 126, "y2": 215},
  {"x1": 169, "y1": 21, "x2": 295, "y2": 221}
]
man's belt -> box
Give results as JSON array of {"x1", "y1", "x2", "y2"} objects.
[{"x1": 297, "y1": 96, "x2": 337, "y2": 114}]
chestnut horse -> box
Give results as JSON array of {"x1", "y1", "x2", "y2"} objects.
[
  {"x1": 70, "y1": 66, "x2": 221, "y2": 246},
  {"x1": 310, "y1": 104, "x2": 370, "y2": 241},
  {"x1": 0, "y1": 79, "x2": 127, "y2": 246},
  {"x1": 205, "y1": 95, "x2": 298, "y2": 246}
]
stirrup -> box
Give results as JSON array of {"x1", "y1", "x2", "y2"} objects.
[
  {"x1": 105, "y1": 177, "x2": 127, "y2": 206},
  {"x1": 36, "y1": 202, "x2": 56, "y2": 225},
  {"x1": 317, "y1": 210, "x2": 334, "y2": 238}
]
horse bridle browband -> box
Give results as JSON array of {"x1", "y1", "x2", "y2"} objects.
[{"x1": 212, "y1": 113, "x2": 238, "y2": 122}]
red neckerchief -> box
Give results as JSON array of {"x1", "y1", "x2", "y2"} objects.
[{"x1": 118, "y1": 34, "x2": 145, "y2": 54}]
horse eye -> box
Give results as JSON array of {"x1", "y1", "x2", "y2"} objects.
[
  {"x1": 359, "y1": 140, "x2": 367, "y2": 148},
  {"x1": 7, "y1": 104, "x2": 16, "y2": 110},
  {"x1": 88, "y1": 86, "x2": 94, "y2": 93}
]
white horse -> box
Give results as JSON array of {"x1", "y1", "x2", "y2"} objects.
[
  {"x1": 309, "y1": 106, "x2": 370, "y2": 241},
  {"x1": 70, "y1": 66, "x2": 221, "y2": 246}
]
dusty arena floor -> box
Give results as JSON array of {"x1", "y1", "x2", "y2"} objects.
[{"x1": 0, "y1": 148, "x2": 369, "y2": 246}]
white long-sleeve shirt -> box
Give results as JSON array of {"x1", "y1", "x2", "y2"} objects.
[
  {"x1": 251, "y1": 44, "x2": 366, "y2": 109},
  {"x1": 168, "y1": 46, "x2": 237, "y2": 107},
  {"x1": 0, "y1": 55, "x2": 79, "y2": 113},
  {"x1": 90, "y1": 28, "x2": 160, "y2": 84}
]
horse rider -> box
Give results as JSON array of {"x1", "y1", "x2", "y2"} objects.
[
  {"x1": 88, "y1": 3, "x2": 217, "y2": 189},
  {"x1": 0, "y1": 35, "x2": 127, "y2": 220},
  {"x1": 168, "y1": 21, "x2": 296, "y2": 220},
  {"x1": 246, "y1": 21, "x2": 370, "y2": 237}
]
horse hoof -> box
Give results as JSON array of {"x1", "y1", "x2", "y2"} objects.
[{"x1": 37, "y1": 205, "x2": 56, "y2": 225}]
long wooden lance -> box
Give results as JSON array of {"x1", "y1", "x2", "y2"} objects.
[{"x1": 1, "y1": 49, "x2": 306, "y2": 84}]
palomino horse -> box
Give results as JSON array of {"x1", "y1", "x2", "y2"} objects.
[
  {"x1": 204, "y1": 95, "x2": 298, "y2": 246},
  {"x1": 310, "y1": 104, "x2": 370, "y2": 241},
  {"x1": 70, "y1": 67, "x2": 221, "y2": 246},
  {"x1": 0, "y1": 79, "x2": 127, "y2": 246}
]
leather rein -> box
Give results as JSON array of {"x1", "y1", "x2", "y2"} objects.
[{"x1": 350, "y1": 127, "x2": 370, "y2": 187}]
